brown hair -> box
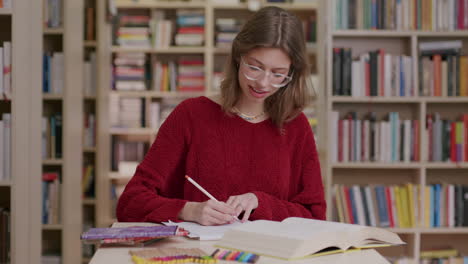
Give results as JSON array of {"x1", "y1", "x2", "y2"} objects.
[{"x1": 220, "y1": 6, "x2": 313, "y2": 129}]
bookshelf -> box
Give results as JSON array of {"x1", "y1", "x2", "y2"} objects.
[
  {"x1": 325, "y1": 0, "x2": 468, "y2": 263},
  {"x1": 95, "y1": 0, "x2": 322, "y2": 227},
  {"x1": 42, "y1": 0, "x2": 84, "y2": 263},
  {"x1": 0, "y1": 0, "x2": 42, "y2": 263},
  {"x1": 83, "y1": 0, "x2": 98, "y2": 262}
]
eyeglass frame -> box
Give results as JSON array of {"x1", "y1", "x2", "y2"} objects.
[{"x1": 239, "y1": 57, "x2": 294, "y2": 88}]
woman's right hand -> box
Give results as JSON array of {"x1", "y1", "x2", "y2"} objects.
[{"x1": 178, "y1": 200, "x2": 237, "y2": 226}]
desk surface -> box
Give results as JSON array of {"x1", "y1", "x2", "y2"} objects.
[{"x1": 89, "y1": 237, "x2": 390, "y2": 264}]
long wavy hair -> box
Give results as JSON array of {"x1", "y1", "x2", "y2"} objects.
[{"x1": 220, "y1": 6, "x2": 313, "y2": 129}]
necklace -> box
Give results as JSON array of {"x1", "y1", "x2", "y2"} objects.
[{"x1": 232, "y1": 106, "x2": 265, "y2": 121}]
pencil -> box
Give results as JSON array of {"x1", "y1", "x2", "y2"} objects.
[
  {"x1": 185, "y1": 175, "x2": 240, "y2": 222},
  {"x1": 185, "y1": 175, "x2": 218, "y2": 201}
]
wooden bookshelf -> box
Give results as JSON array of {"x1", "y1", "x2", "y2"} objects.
[
  {"x1": 0, "y1": 0, "x2": 43, "y2": 263},
  {"x1": 41, "y1": 0, "x2": 84, "y2": 263},
  {"x1": 95, "y1": 0, "x2": 323, "y2": 229},
  {"x1": 325, "y1": 0, "x2": 468, "y2": 262}
]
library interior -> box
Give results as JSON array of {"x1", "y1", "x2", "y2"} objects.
[{"x1": 0, "y1": 0, "x2": 468, "y2": 263}]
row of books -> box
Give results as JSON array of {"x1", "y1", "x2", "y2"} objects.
[
  {"x1": 333, "y1": 48, "x2": 414, "y2": 97},
  {"x1": 426, "y1": 113, "x2": 468, "y2": 162},
  {"x1": 0, "y1": 113, "x2": 11, "y2": 181},
  {"x1": 330, "y1": 112, "x2": 420, "y2": 163},
  {"x1": 0, "y1": 0, "x2": 11, "y2": 8},
  {"x1": 215, "y1": 18, "x2": 243, "y2": 48},
  {"x1": 84, "y1": 3, "x2": 95, "y2": 41},
  {"x1": 111, "y1": 137, "x2": 149, "y2": 172},
  {"x1": 43, "y1": 0, "x2": 61, "y2": 28},
  {"x1": 113, "y1": 53, "x2": 205, "y2": 92},
  {"x1": 419, "y1": 41, "x2": 468, "y2": 97},
  {"x1": 333, "y1": 184, "x2": 419, "y2": 228},
  {"x1": 334, "y1": 183, "x2": 468, "y2": 228},
  {"x1": 335, "y1": 0, "x2": 468, "y2": 31},
  {"x1": 84, "y1": 113, "x2": 96, "y2": 148},
  {"x1": 0, "y1": 42, "x2": 12, "y2": 100},
  {"x1": 82, "y1": 164, "x2": 95, "y2": 198},
  {"x1": 84, "y1": 52, "x2": 97, "y2": 96},
  {"x1": 0, "y1": 208, "x2": 10, "y2": 264},
  {"x1": 109, "y1": 96, "x2": 146, "y2": 129},
  {"x1": 333, "y1": 45, "x2": 468, "y2": 97},
  {"x1": 41, "y1": 114, "x2": 63, "y2": 160},
  {"x1": 42, "y1": 172, "x2": 61, "y2": 225},
  {"x1": 175, "y1": 9, "x2": 205, "y2": 46},
  {"x1": 43, "y1": 52, "x2": 64, "y2": 94}
]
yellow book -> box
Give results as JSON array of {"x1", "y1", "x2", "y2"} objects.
[
  {"x1": 334, "y1": 185, "x2": 345, "y2": 223},
  {"x1": 406, "y1": 183, "x2": 415, "y2": 228},
  {"x1": 421, "y1": 248, "x2": 458, "y2": 259},
  {"x1": 424, "y1": 186, "x2": 431, "y2": 228},
  {"x1": 395, "y1": 186, "x2": 406, "y2": 228},
  {"x1": 400, "y1": 186, "x2": 410, "y2": 228},
  {"x1": 460, "y1": 56, "x2": 467, "y2": 97}
]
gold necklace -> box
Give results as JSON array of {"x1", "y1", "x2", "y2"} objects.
[{"x1": 232, "y1": 106, "x2": 265, "y2": 121}]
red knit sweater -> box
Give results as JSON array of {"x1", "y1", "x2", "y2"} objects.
[{"x1": 116, "y1": 96, "x2": 326, "y2": 223}]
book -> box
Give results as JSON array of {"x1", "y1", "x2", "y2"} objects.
[
  {"x1": 215, "y1": 217, "x2": 404, "y2": 260},
  {"x1": 81, "y1": 225, "x2": 187, "y2": 240}
]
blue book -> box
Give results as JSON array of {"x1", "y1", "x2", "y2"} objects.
[{"x1": 375, "y1": 186, "x2": 389, "y2": 227}]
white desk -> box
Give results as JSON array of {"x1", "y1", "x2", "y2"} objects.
[{"x1": 89, "y1": 237, "x2": 391, "y2": 264}]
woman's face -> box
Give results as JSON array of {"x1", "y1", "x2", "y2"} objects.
[{"x1": 237, "y1": 47, "x2": 291, "y2": 105}]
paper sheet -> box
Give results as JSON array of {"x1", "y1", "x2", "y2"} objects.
[{"x1": 163, "y1": 221, "x2": 246, "y2": 241}]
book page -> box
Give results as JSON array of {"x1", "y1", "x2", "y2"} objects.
[
  {"x1": 163, "y1": 220, "x2": 246, "y2": 240},
  {"x1": 282, "y1": 218, "x2": 404, "y2": 248}
]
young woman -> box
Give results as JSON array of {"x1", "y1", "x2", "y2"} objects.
[{"x1": 116, "y1": 6, "x2": 326, "y2": 226}]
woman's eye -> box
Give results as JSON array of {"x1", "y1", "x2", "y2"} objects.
[{"x1": 250, "y1": 66, "x2": 262, "y2": 71}]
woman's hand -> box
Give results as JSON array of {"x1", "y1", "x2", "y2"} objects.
[
  {"x1": 178, "y1": 200, "x2": 237, "y2": 226},
  {"x1": 226, "y1": 193, "x2": 258, "y2": 222}
]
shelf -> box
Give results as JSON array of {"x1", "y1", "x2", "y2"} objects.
[
  {"x1": 263, "y1": 2, "x2": 319, "y2": 10},
  {"x1": 0, "y1": 181, "x2": 11, "y2": 187},
  {"x1": 84, "y1": 41, "x2": 97, "y2": 48},
  {"x1": 109, "y1": 127, "x2": 156, "y2": 135},
  {"x1": 0, "y1": 8, "x2": 12, "y2": 15},
  {"x1": 43, "y1": 27, "x2": 64, "y2": 35},
  {"x1": 417, "y1": 228, "x2": 468, "y2": 234},
  {"x1": 43, "y1": 93, "x2": 64, "y2": 100},
  {"x1": 111, "y1": 46, "x2": 205, "y2": 54},
  {"x1": 109, "y1": 172, "x2": 132, "y2": 180},
  {"x1": 423, "y1": 97, "x2": 468, "y2": 103},
  {"x1": 424, "y1": 162, "x2": 468, "y2": 169},
  {"x1": 115, "y1": 0, "x2": 206, "y2": 9},
  {"x1": 331, "y1": 96, "x2": 422, "y2": 103},
  {"x1": 211, "y1": 3, "x2": 249, "y2": 9},
  {"x1": 83, "y1": 147, "x2": 96, "y2": 153},
  {"x1": 42, "y1": 224, "x2": 63, "y2": 230},
  {"x1": 333, "y1": 30, "x2": 414, "y2": 37},
  {"x1": 110, "y1": 90, "x2": 205, "y2": 98},
  {"x1": 84, "y1": 95, "x2": 97, "y2": 100},
  {"x1": 333, "y1": 30, "x2": 468, "y2": 37},
  {"x1": 332, "y1": 162, "x2": 421, "y2": 169},
  {"x1": 83, "y1": 198, "x2": 96, "y2": 205},
  {"x1": 42, "y1": 159, "x2": 63, "y2": 165}
]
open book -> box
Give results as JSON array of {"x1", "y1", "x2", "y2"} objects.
[{"x1": 215, "y1": 217, "x2": 404, "y2": 260}]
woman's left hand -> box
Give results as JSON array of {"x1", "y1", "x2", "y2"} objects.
[{"x1": 226, "y1": 193, "x2": 258, "y2": 222}]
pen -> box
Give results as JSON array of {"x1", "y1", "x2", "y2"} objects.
[{"x1": 185, "y1": 175, "x2": 240, "y2": 222}]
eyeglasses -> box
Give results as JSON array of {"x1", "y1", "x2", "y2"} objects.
[{"x1": 240, "y1": 57, "x2": 293, "y2": 88}]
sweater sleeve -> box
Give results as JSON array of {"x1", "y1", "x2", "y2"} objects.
[
  {"x1": 116, "y1": 101, "x2": 191, "y2": 223},
  {"x1": 250, "y1": 126, "x2": 326, "y2": 221}
]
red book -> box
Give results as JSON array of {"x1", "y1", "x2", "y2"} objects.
[
  {"x1": 177, "y1": 27, "x2": 204, "y2": 34},
  {"x1": 385, "y1": 187, "x2": 395, "y2": 228},
  {"x1": 344, "y1": 186, "x2": 355, "y2": 224},
  {"x1": 42, "y1": 172, "x2": 59, "y2": 182},
  {"x1": 450, "y1": 122, "x2": 456, "y2": 162},
  {"x1": 433, "y1": 55, "x2": 441, "y2": 97},
  {"x1": 458, "y1": 0, "x2": 464, "y2": 30},
  {"x1": 427, "y1": 114, "x2": 433, "y2": 161},
  {"x1": 338, "y1": 119, "x2": 343, "y2": 162},
  {"x1": 463, "y1": 114, "x2": 468, "y2": 161},
  {"x1": 365, "y1": 60, "x2": 371, "y2": 96}
]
